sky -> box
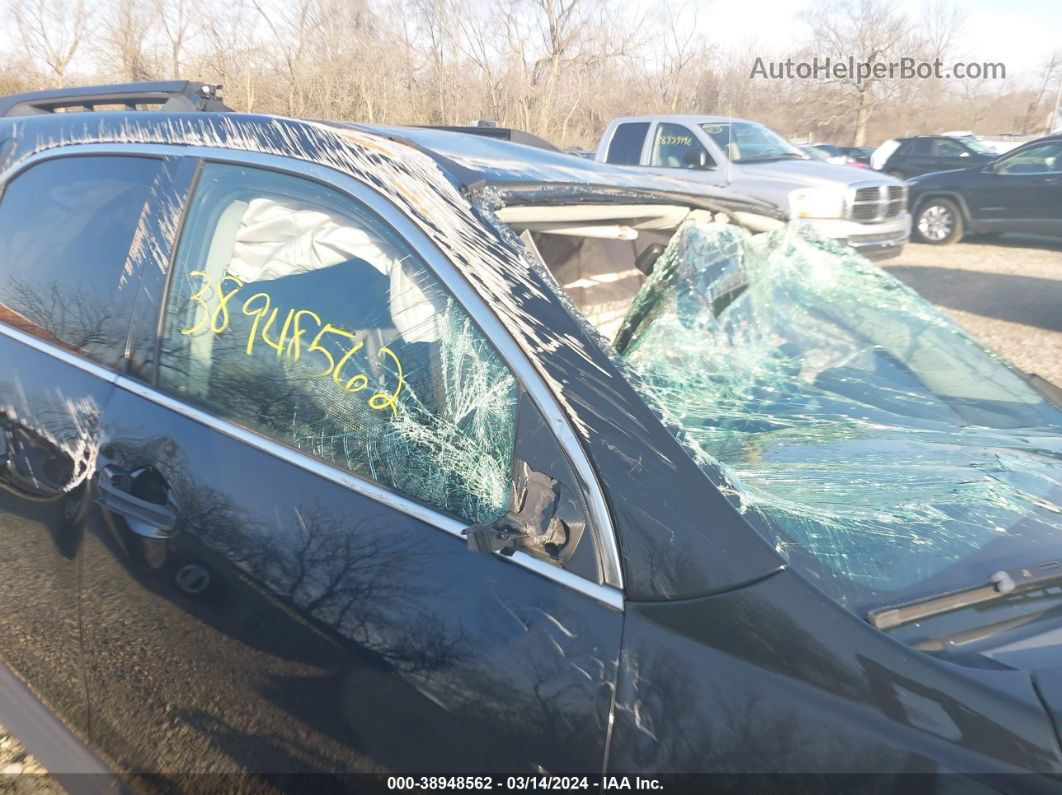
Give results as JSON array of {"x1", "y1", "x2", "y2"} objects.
[{"x1": 703, "y1": 0, "x2": 1061, "y2": 85}]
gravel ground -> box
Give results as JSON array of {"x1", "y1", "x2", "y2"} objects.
[{"x1": 884, "y1": 234, "x2": 1062, "y2": 386}]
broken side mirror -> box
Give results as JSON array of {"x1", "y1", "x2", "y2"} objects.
[{"x1": 464, "y1": 459, "x2": 583, "y2": 560}]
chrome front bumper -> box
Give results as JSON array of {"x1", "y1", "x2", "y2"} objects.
[{"x1": 805, "y1": 213, "x2": 911, "y2": 260}]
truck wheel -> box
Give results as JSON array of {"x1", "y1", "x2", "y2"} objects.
[{"x1": 914, "y1": 198, "x2": 964, "y2": 244}]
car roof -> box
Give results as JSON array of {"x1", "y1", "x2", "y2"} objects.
[
  {"x1": 896, "y1": 133, "x2": 1062, "y2": 145},
  {"x1": 0, "y1": 110, "x2": 781, "y2": 220},
  {"x1": 342, "y1": 122, "x2": 780, "y2": 215}
]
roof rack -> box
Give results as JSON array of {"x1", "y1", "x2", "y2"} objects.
[{"x1": 0, "y1": 80, "x2": 232, "y2": 118}]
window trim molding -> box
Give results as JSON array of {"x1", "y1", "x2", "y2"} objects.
[{"x1": 0, "y1": 142, "x2": 625, "y2": 608}]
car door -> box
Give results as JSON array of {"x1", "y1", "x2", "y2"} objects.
[
  {"x1": 79, "y1": 153, "x2": 624, "y2": 780},
  {"x1": 984, "y1": 140, "x2": 1062, "y2": 234},
  {"x1": 641, "y1": 122, "x2": 723, "y2": 187},
  {"x1": 888, "y1": 139, "x2": 928, "y2": 177},
  {"x1": 0, "y1": 151, "x2": 173, "y2": 736},
  {"x1": 930, "y1": 137, "x2": 978, "y2": 173}
]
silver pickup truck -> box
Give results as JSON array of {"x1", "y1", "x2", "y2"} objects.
[{"x1": 595, "y1": 114, "x2": 910, "y2": 260}]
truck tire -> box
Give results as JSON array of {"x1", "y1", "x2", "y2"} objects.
[{"x1": 914, "y1": 197, "x2": 964, "y2": 245}]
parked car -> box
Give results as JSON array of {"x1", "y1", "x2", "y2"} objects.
[
  {"x1": 595, "y1": 115, "x2": 910, "y2": 260},
  {"x1": 2, "y1": 82, "x2": 1062, "y2": 790},
  {"x1": 800, "y1": 144, "x2": 833, "y2": 161},
  {"x1": 840, "y1": 145, "x2": 874, "y2": 164},
  {"x1": 871, "y1": 135, "x2": 997, "y2": 179},
  {"x1": 907, "y1": 134, "x2": 1062, "y2": 243},
  {"x1": 807, "y1": 143, "x2": 871, "y2": 169}
]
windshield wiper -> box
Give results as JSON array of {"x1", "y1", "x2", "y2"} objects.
[{"x1": 867, "y1": 559, "x2": 1062, "y2": 629}]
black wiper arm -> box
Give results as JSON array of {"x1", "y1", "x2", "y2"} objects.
[{"x1": 867, "y1": 559, "x2": 1062, "y2": 630}]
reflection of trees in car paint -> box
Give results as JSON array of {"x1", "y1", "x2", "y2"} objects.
[
  {"x1": 1, "y1": 278, "x2": 116, "y2": 356},
  {"x1": 179, "y1": 272, "x2": 405, "y2": 417}
]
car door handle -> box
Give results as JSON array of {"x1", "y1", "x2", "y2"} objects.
[{"x1": 95, "y1": 465, "x2": 178, "y2": 539}]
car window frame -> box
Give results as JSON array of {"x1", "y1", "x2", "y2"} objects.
[
  {"x1": 994, "y1": 141, "x2": 1062, "y2": 176},
  {"x1": 605, "y1": 121, "x2": 651, "y2": 166},
  {"x1": 0, "y1": 150, "x2": 174, "y2": 373},
  {"x1": 933, "y1": 138, "x2": 970, "y2": 158},
  {"x1": 12, "y1": 144, "x2": 623, "y2": 605},
  {"x1": 908, "y1": 138, "x2": 933, "y2": 156},
  {"x1": 648, "y1": 122, "x2": 716, "y2": 170},
  {"x1": 155, "y1": 158, "x2": 523, "y2": 528}
]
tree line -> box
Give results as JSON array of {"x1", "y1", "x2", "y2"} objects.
[{"x1": 2, "y1": 0, "x2": 1060, "y2": 149}]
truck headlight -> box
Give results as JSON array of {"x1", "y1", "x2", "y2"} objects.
[{"x1": 789, "y1": 188, "x2": 845, "y2": 219}]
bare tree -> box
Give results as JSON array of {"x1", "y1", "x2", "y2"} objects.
[
  {"x1": 798, "y1": 0, "x2": 913, "y2": 146},
  {"x1": 651, "y1": 0, "x2": 708, "y2": 114},
  {"x1": 157, "y1": 0, "x2": 197, "y2": 78},
  {"x1": 97, "y1": 0, "x2": 157, "y2": 81},
  {"x1": 1023, "y1": 49, "x2": 1062, "y2": 134},
  {"x1": 11, "y1": 0, "x2": 92, "y2": 84}
]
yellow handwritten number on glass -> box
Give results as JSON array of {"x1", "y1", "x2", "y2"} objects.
[
  {"x1": 305, "y1": 324, "x2": 360, "y2": 379},
  {"x1": 210, "y1": 275, "x2": 245, "y2": 334},
  {"x1": 369, "y1": 347, "x2": 404, "y2": 417},
  {"x1": 179, "y1": 271, "x2": 213, "y2": 335}
]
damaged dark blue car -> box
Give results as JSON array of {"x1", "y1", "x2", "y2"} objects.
[{"x1": 0, "y1": 83, "x2": 1060, "y2": 792}]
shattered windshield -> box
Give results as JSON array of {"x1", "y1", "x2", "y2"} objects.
[
  {"x1": 615, "y1": 221, "x2": 1062, "y2": 615},
  {"x1": 700, "y1": 122, "x2": 805, "y2": 163}
]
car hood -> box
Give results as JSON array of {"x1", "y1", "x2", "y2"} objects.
[{"x1": 737, "y1": 158, "x2": 903, "y2": 188}]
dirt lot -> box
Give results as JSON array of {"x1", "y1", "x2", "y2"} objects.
[{"x1": 884, "y1": 234, "x2": 1062, "y2": 387}]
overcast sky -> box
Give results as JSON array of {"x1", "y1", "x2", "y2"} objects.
[{"x1": 703, "y1": 0, "x2": 1060, "y2": 85}]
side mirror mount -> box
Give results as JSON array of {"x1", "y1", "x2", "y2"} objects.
[
  {"x1": 464, "y1": 460, "x2": 578, "y2": 560},
  {"x1": 682, "y1": 150, "x2": 712, "y2": 170}
]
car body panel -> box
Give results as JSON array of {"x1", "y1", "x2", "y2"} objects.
[
  {"x1": 83, "y1": 380, "x2": 623, "y2": 775},
  {"x1": 612, "y1": 572, "x2": 1062, "y2": 777},
  {"x1": 0, "y1": 330, "x2": 111, "y2": 737}
]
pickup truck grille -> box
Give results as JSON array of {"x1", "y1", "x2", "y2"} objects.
[{"x1": 850, "y1": 184, "x2": 906, "y2": 223}]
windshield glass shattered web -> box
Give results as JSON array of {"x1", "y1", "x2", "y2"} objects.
[{"x1": 615, "y1": 221, "x2": 1062, "y2": 611}]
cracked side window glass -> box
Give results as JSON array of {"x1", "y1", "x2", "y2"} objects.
[
  {"x1": 159, "y1": 162, "x2": 517, "y2": 524},
  {"x1": 616, "y1": 220, "x2": 1062, "y2": 614}
]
